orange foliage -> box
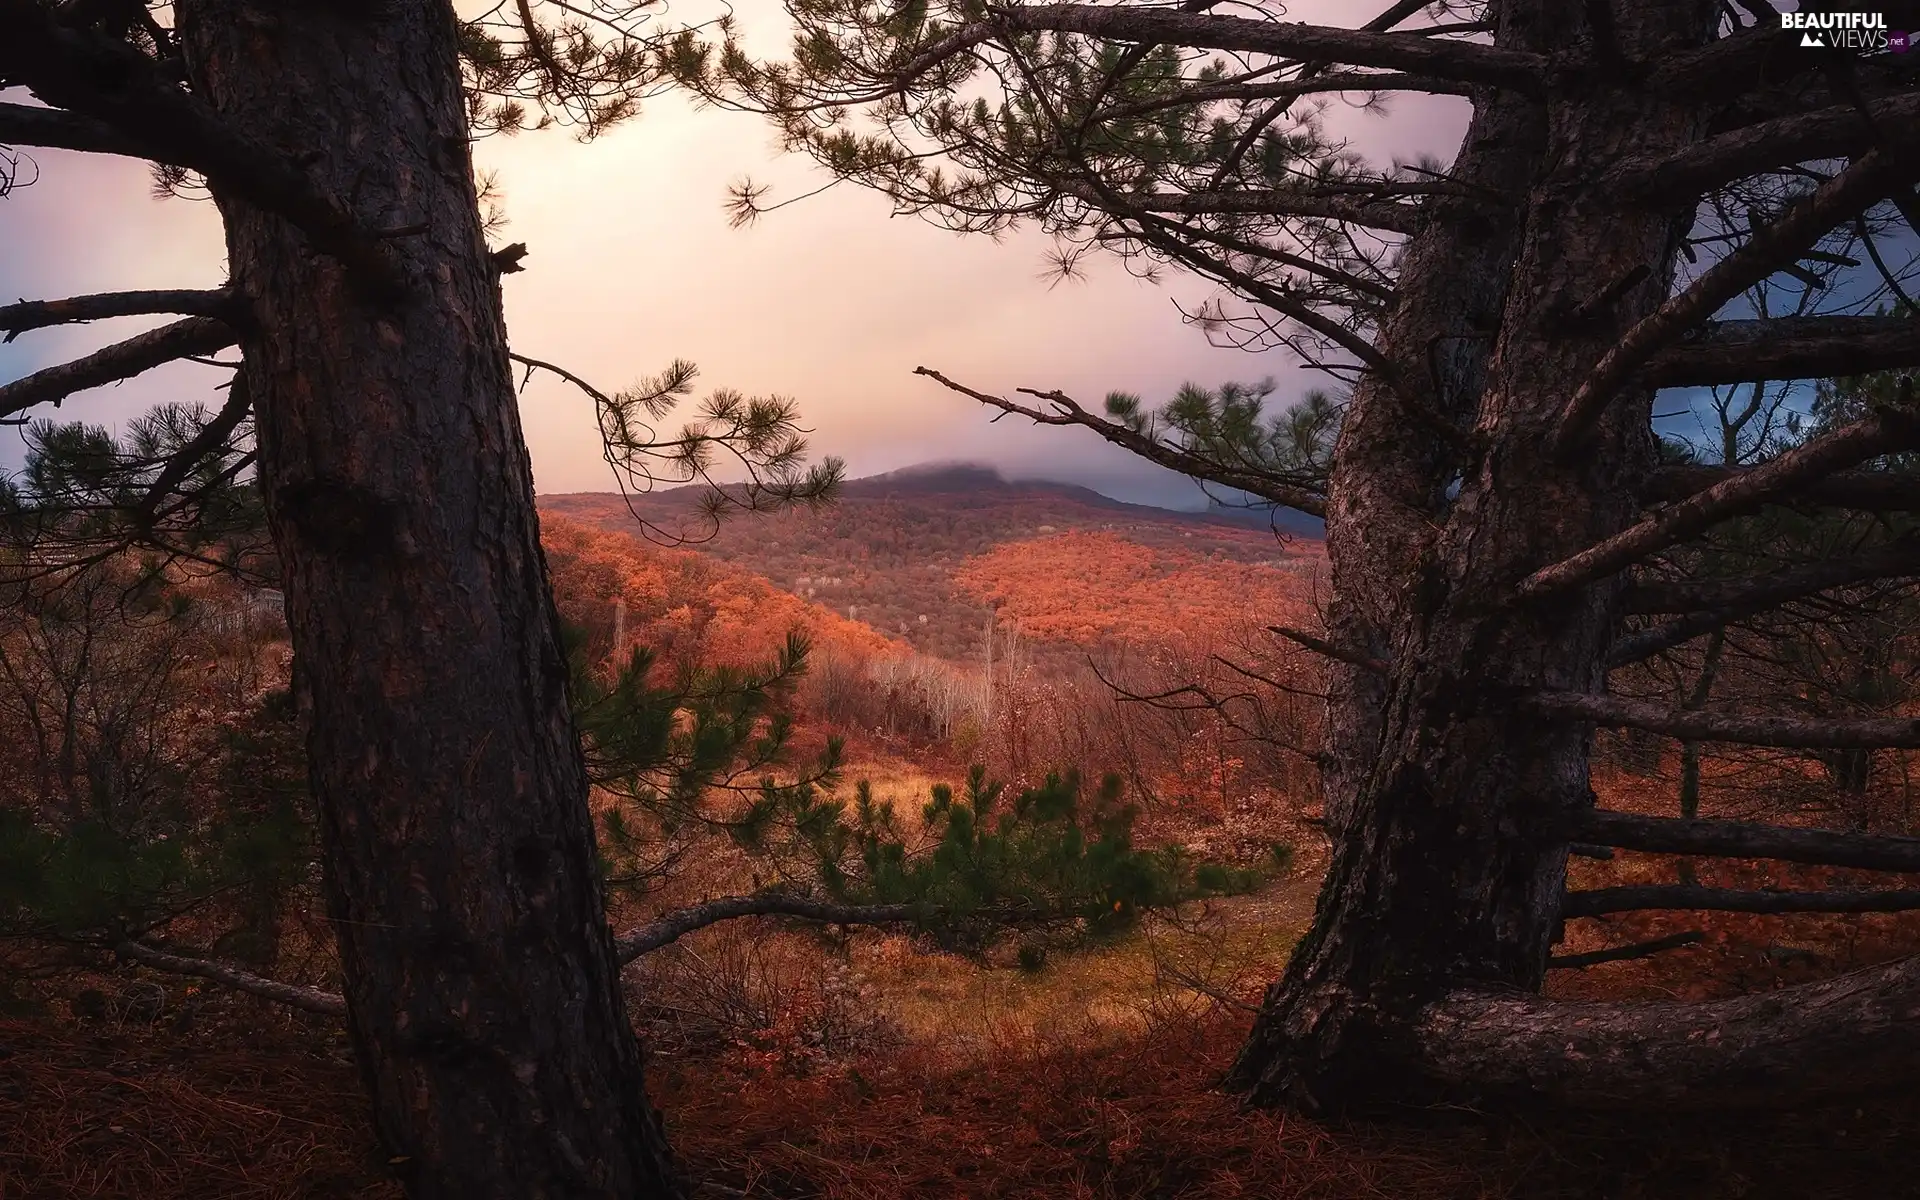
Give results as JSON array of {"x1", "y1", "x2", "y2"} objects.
[
  {"x1": 538, "y1": 513, "x2": 899, "y2": 669},
  {"x1": 953, "y1": 529, "x2": 1320, "y2": 648}
]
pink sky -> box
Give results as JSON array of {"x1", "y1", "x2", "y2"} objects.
[{"x1": 0, "y1": 4, "x2": 1468, "y2": 505}]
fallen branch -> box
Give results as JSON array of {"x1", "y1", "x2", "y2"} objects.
[
  {"x1": 1548, "y1": 930, "x2": 1704, "y2": 970},
  {"x1": 1564, "y1": 886, "x2": 1920, "y2": 918},
  {"x1": 113, "y1": 940, "x2": 345, "y2": 1018},
  {"x1": 1527, "y1": 690, "x2": 1920, "y2": 750},
  {"x1": 1418, "y1": 952, "x2": 1920, "y2": 1108},
  {"x1": 0, "y1": 316, "x2": 238, "y2": 419},
  {"x1": 1578, "y1": 810, "x2": 1920, "y2": 874}
]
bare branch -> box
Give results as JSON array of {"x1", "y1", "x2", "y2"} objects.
[
  {"x1": 0, "y1": 316, "x2": 238, "y2": 420},
  {"x1": 1608, "y1": 91, "x2": 1920, "y2": 203},
  {"x1": 1650, "y1": 22, "x2": 1800, "y2": 104},
  {"x1": 1548, "y1": 931, "x2": 1705, "y2": 970},
  {"x1": 1606, "y1": 610, "x2": 1739, "y2": 668},
  {"x1": 0, "y1": 100, "x2": 148, "y2": 158},
  {"x1": 1266, "y1": 624, "x2": 1384, "y2": 673},
  {"x1": 1643, "y1": 463, "x2": 1920, "y2": 512},
  {"x1": 0, "y1": 289, "x2": 237, "y2": 342},
  {"x1": 1622, "y1": 536, "x2": 1920, "y2": 615},
  {"x1": 114, "y1": 940, "x2": 346, "y2": 1018},
  {"x1": 913, "y1": 367, "x2": 1328, "y2": 516},
  {"x1": 1644, "y1": 314, "x2": 1920, "y2": 389},
  {"x1": 985, "y1": 5, "x2": 1549, "y2": 91},
  {"x1": 1564, "y1": 886, "x2": 1920, "y2": 918},
  {"x1": 1525, "y1": 689, "x2": 1920, "y2": 750},
  {"x1": 1519, "y1": 404, "x2": 1920, "y2": 601},
  {"x1": 615, "y1": 896, "x2": 963, "y2": 963},
  {"x1": 0, "y1": 2, "x2": 406, "y2": 298},
  {"x1": 1552, "y1": 143, "x2": 1920, "y2": 455},
  {"x1": 1579, "y1": 810, "x2": 1920, "y2": 874},
  {"x1": 1610, "y1": 539, "x2": 1920, "y2": 666}
]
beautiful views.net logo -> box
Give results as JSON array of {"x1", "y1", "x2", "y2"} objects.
[{"x1": 1780, "y1": 11, "x2": 1908, "y2": 51}]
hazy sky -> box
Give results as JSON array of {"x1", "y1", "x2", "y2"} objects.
[{"x1": 0, "y1": 2, "x2": 1469, "y2": 508}]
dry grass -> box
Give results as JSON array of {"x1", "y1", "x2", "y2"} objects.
[
  {"x1": 7, "y1": 755, "x2": 1918, "y2": 1199},
  {"x1": 8, "y1": 882, "x2": 1920, "y2": 1199},
  {"x1": 658, "y1": 1010, "x2": 1920, "y2": 1200}
]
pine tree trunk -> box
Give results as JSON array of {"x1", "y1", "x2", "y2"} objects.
[
  {"x1": 1232, "y1": 0, "x2": 1723, "y2": 1113},
  {"x1": 174, "y1": 2, "x2": 680, "y2": 1194}
]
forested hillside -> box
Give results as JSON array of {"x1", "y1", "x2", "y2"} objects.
[{"x1": 543, "y1": 464, "x2": 1321, "y2": 661}]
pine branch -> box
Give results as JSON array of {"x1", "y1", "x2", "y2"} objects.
[
  {"x1": 1096, "y1": 71, "x2": 1477, "y2": 124},
  {"x1": 913, "y1": 367, "x2": 1329, "y2": 517},
  {"x1": 1062, "y1": 182, "x2": 1423, "y2": 235},
  {"x1": 1119, "y1": 217, "x2": 1394, "y2": 373},
  {"x1": 1644, "y1": 314, "x2": 1920, "y2": 389},
  {"x1": 0, "y1": 288, "x2": 237, "y2": 342},
  {"x1": 1106, "y1": 220, "x2": 1396, "y2": 305},
  {"x1": 1525, "y1": 690, "x2": 1920, "y2": 750},
  {"x1": 613, "y1": 896, "x2": 942, "y2": 963},
  {"x1": 1552, "y1": 142, "x2": 1920, "y2": 456},
  {"x1": 1518, "y1": 402, "x2": 1920, "y2": 601},
  {"x1": 1564, "y1": 886, "x2": 1920, "y2": 918},
  {"x1": 1608, "y1": 91, "x2": 1920, "y2": 204},
  {"x1": 0, "y1": 316, "x2": 238, "y2": 420},
  {"x1": 132, "y1": 375, "x2": 252, "y2": 529},
  {"x1": 1548, "y1": 931, "x2": 1705, "y2": 970},
  {"x1": 1578, "y1": 810, "x2": 1920, "y2": 874},
  {"x1": 114, "y1": 940, "x2": 346, "y2": 1017}
]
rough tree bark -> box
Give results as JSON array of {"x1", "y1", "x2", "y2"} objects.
[
  {"x1": 1230, "y1": 0, "x2": 1726, "y2": 1112},
  {"x1": 173, "y1": 1, "x2": 679, "y2": 1194},
  {"x1": 1311, "y1": 0, "x2": 1549, "y2": 839}
]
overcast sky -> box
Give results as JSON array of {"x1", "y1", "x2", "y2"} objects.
[{"x1": 0, "y1": 2, "x2": 1470, "y2": 509}]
